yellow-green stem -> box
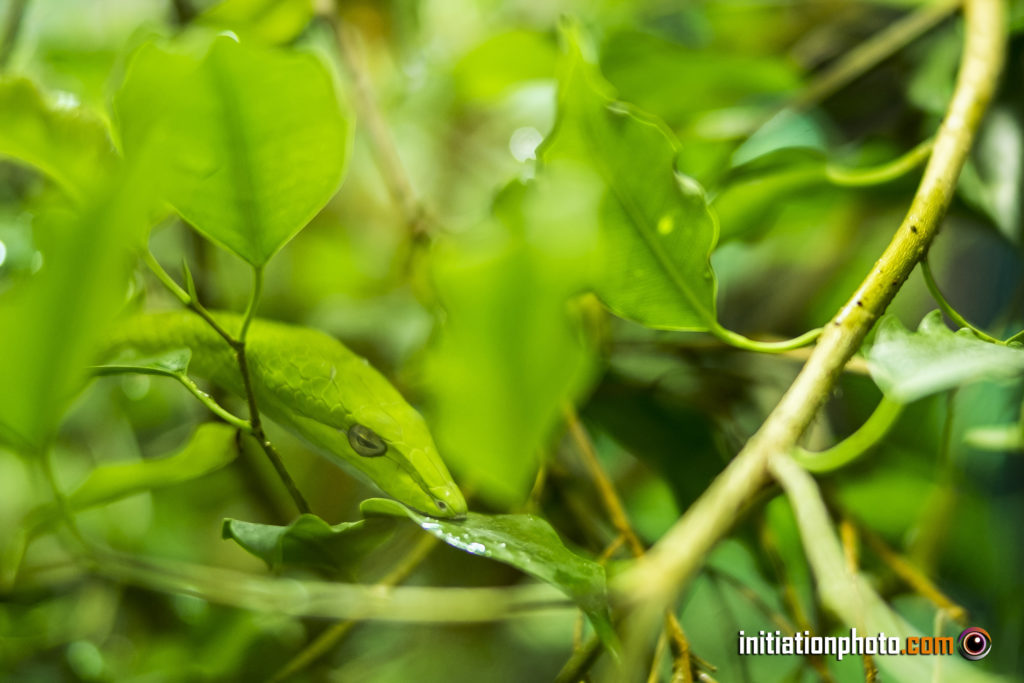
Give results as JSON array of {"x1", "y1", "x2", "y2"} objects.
[{"x1": 792, "y1": 396, "x2": 904, "y2": 472}]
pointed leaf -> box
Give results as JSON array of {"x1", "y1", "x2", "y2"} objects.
[
  {"x1": 222, "y1": 514, "x2": 392, "y2": 577},
  {"x1": 67, "y1": 422, "x2": 238, "y2": 510},
  {"x1": 0, "y1": 78, "x2": 118, "y2": 201},
  {"x1": 540, "y1": 26, "x2": 719, "y2": 331},
  {"x1": 361, "y1": 498, "x2": 617, "y2": 654},
  {"x1": 94, "y1": 348, "x2": 192, "y2": 378},
  {"x1": 866, "y1": 311, "x2": 1024, "y2": 403},
  {"x1": 114, "y1": 34, "x2": 351, "y2": 265},
  {"x1": 427, "y1": 177, "x2": 596, "y2": 507}
]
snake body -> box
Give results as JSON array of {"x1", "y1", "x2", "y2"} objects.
[{"x1": 111, "y1": 310, "x2": 466, "y2": 518}]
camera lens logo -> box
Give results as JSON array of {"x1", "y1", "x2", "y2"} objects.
[{"x1": 957, "y1": 628, "x2": 992, "y2": 661}]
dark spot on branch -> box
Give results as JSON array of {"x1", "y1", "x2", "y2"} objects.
[{"x1": 910, "y1": 225, "x2": 919, "y2": 234}]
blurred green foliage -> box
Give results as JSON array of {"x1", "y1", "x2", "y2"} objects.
[{"x1": 0, "y1": 0, "x2": 1022, "y2": 681}]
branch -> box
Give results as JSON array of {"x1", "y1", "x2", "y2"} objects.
[
  {"x1": 616, "y1": 0, "x2": 1005, "y2": 609},
  {"x1": 143, "y1": 251, "x2": 311, "y2": 514},
  {"x1": 324, "y1": 7, "x2": 433, "y2": 238}
]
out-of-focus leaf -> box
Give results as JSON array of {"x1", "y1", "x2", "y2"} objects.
[
  {"x1": 957, "y1": 106, "x2": 1023, "y2": 243},
  {"x1": 94, "y1": 348, "x2": 192, "y2": 377},
  {"x1": 114, "y1": 34, "x2": 351, "y2": 266},
  {"x1": 600, "y1": 30, "x2": 801, "y2": 126},
  {"x1": 222, "y1": 514, "x2": 392, "y2": 577},
  {"x1": 0, "y1": 78, "x2": 118, "y2": 201},
  {"x1": 540, "y1": 26, "x2": 719, "y2": 331},
  {"x1": 866, "y1": 311, "x2": 1024, "y2": 403},
  {"x1": 67, "y1": 422, "x2": 238, "y2": 511},
  {"x1": 731, "y1": 108, "x2": 829, "y2": 168},
  {"x1": 362, "y1": 498, "x2": 617, "y2": 653},
  {"x1": 453, "y1": 30, "x2": 557, "y2": 101},
  {"x1": 426, "y1": 175, "x2": 597, "y2": 506},
  {"x1": 0, "y1": 169, "x2": 153, "y2": 451},
  {"x1": 198, "y1": 0, "x2": 315, "y2": 45}
]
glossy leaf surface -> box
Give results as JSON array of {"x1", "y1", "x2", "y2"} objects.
[
  {"x1": 362, "y1": 498, "x2": 617, "y2": 652},
  {"x1": 222, "y1": 514, "x2": 392, "y2": 577},
  {"x1": 115, "y1": 34, "x2": 350, "y2": 265},
  {"x1": 867, "y1": 311, "x2": 1024, "y2": 403},
  {"x1": 540, "y1": 28, "x2": 719, "y2": 330}
]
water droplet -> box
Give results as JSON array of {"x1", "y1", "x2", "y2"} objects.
[
  {"x1": 467, "y1": 542, "x2": 486, "y2": 554},
  {"x1": 30, "y1": 251, "x2": 43, "y2": 273},
  {"x1": 509, "y1": 127, "x2": 543, "y2": 162},
  {"x1": 0, "y1": 240, "x2": 6, "y2": 268}
]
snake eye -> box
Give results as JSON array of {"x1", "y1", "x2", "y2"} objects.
[{"x1": 348, "y1": 424, "x2": 387, "y2": 457}]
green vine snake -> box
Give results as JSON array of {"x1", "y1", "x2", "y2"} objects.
[{"x1": 111, "y1": 310, "x2": 468, "y2": 519}]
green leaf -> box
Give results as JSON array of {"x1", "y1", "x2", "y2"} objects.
[
  {"x1": 957, "y1": 106, "x2": 1023, "y2": 244},
  {"x1": 453, "y1": 30, "x2": 557, "y2": 101},
  {"x1": 540, "y1": 26, "x2": 720, "y2": 331},
  {"x1": 0, "y1": 168, "x2": 154, "y2": 451},
  {"x1": 361, "y1": 498, "x2": 618, "y2": 654},
  {"x1": 114, "y1": 34, "x2": 351, "y2": 266},
  {"x1": 599, "y1": 29, "x2": 801, "y2": 127},
  {"x1": 0, "y1": 78, "x2": 118, "y2": 201},
  {"x1": 426, "y1": 176, "x2": 596, "y2": 506},
  {"x1": 66, "y1": 423, "x2": 238, "y2": 511},
  {"x1": 731, "y1": 108, "x2": 829, "y2": 168},
  {"x1": 222, "y1": 514, "x2": 392, "y2": 577},
  {"x1": 198, "y1": 0, "x2": 315, "y2": 45},
  {"x1": 866, "y1": 311, "x2": 1024, "y2": 403},
  {"x1": 94, "y1": 348, "x2": 192, "y2": 377}
]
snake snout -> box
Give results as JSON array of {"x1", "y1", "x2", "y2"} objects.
[{"x1": 429, "y1": 484, "x2": 468, "y2": 519}]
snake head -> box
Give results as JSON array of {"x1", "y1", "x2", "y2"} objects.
[
  {"x1": 280, "y1": 403, "x2": 467, "y2": 519},
  {"x1": 244, "y1": 322, "x2": 467, "y2": 518}
]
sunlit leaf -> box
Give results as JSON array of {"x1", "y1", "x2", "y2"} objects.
[
  {"x1": 198, "y1": 0, "x2": 315, "y2": 45},
  {"x1": 0, "y1": 78, "x2": 118, "y2": 201},
  {"x1": 362, "y1": 498, "x2": 617, "y2": 653},
  {"x1": 114, "y1": 34, "x2": 351, "y2": 265},
  {"x1": 540, "y1": 26, "x2": 720, "y2": 331},
  {"x1": 222, "y1": 514, "x2": 392, "y2": 577},
  {"x1": 866, "y1": 311, "x2": 1024, "y2": 403},
  {"x1": 67, "y1": 423, "x2": 238, "y2": 510},
  {"x1": 454, "y1": 30, "x2": 557, "y2": 101},
  {"x1": 426, "y1": 176, "x2": 597, "y2": 506}
]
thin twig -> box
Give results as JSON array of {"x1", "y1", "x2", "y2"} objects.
[
  {"x1": 921, "y1": 258, "x2": 1003, "y2": 343},
  {"x1": 791, "y1": 0, "x2": 961, "y2": 110},
  {"x1": 860, "y1": 524, "x2": 968, "y2": 624},
  {"x1": 838, "y1": 518, "x2": 879, "y2": 682},
  {"x1": 562, "y1": 403, "x2": 693, "y2": 683},
  {"x1": 143, "y1": 251, "x2": 311, "y2": 514},
  {"x1": 324, "y1": 7, "x2": 433, "y2": 238}
]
